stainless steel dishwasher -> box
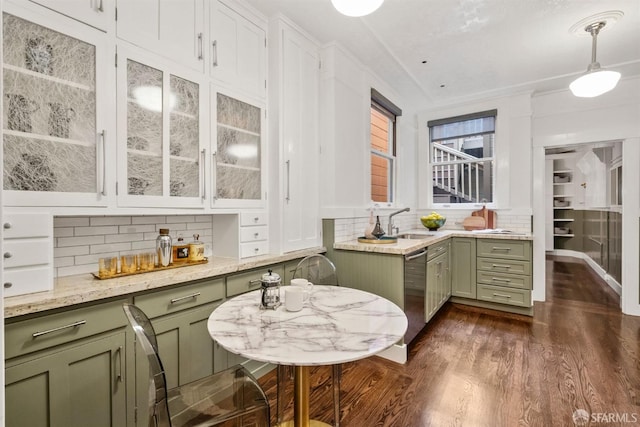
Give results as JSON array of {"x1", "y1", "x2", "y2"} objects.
[{"x1": 404, "y1": 248, "x2": 427, "y2": 344}]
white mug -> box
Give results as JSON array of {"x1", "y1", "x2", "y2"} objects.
[
  {"x1": 285, "y1": 287, "x2": 305, "y2": 312},
  {"x1": 290, "y1": 278, "x2": 314, "y2": 294}
]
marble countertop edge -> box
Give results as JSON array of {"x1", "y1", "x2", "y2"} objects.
[
  {"x1": 4, "y1": 247, "x2": 326, "y2": 318},
  {"x1": 334, "y1": 229, "x2": 533, "y2": 255}
]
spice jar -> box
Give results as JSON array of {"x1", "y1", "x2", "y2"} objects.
[
  {"x1": 156, "y1": 228, "x2": 172, "y2": 267},
  {"x1": 188, "y1": 234, "x2": 205, "y2": 262},
  {"x1": 172, "y1": 235, "x2": 190, "y2": 264}
]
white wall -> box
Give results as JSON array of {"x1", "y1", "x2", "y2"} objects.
[
  {"x1": 531, "y1": 76, "x2": 640, "y2": 315},
  {"x1": 319, "y1": 43, "x2": 418, "y2": 218}
]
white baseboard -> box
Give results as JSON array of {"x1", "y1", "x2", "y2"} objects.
[
  {"x1": 376, "y1": 343, "x2": 407, "y2": 364},
  {"x1": 548, "y1": 249, "x2": 622, "y2": 295}
]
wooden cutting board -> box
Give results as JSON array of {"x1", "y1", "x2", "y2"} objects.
[
  {"x1": 462, "y1": 216, "x2": 485, "y2": 230},
  {"x1": 472, "y1": 206, "x2": 497, "y2": 229}
]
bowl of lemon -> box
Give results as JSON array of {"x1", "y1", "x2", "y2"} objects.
[{"x1": 421, "y1": 212, "x2": 446, "y2": 231}]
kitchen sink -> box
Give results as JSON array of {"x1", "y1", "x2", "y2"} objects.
[{"x1": 396, "y1": 233, "x2": 435, "y2": 240}]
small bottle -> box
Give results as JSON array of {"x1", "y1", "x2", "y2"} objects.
[
  {"x1": 372, "y1": 216, "x2": 385, "y2": 239},
  {"x1": 156, "y1": 229, "x2": 172, "y2": 267},
  {"x1": 364, "y1": 209, "x2": 375, "y2": 239},
  {"x1": 188, "y1": 234, "x2": 205, "y2": 262},
  {"x1": 172, "y1": 235, "x2": 190, "y2": 264}
]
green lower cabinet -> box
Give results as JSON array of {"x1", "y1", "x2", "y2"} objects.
[
  {"x1": 426, "y1": 248, "x2": 449, "y2": 322},
  {"x1": 451, "y1": 237, "x2": 477, "y2": 298},
  {"x1": 5, "y1": 330, "x2": 127, "y2": 427},
  {"x1": 134, "y1": 301, "x2": 224, "y2": 426}
]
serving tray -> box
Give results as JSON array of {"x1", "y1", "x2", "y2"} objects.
[{"x1": 92, "y1": 258, "x2": 209, "y2": 280}]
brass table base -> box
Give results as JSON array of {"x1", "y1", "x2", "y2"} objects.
[{"x1": 276, "y1": 366, "x2": 332, "y2": 427}]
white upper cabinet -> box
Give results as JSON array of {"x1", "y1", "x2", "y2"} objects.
[
  {"x1": 210, "y1": 88, "x2": 266, "y2": 208},
  {"x1": 116, "y1": 45, "x2": 207, "y2": 208},
  {"x1": 210, "y1": 0, "x2": 266, "y2": 101},
  {"x1": 116, "y1": 0, "x2": 205, "y2": 72},
  {"x1": 2, "y1": 3, "x2": 110, "y2": 207},
  {"x1": 29, "y1": 0, "x2": 112, "y2": 31}
]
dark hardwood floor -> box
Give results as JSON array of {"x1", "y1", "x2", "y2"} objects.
[{"x1": 259, "y1": 255, "x2": 640, "y2": 426}]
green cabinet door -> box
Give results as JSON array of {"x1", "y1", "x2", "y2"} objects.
[
  {"x1": 5, "y1": 330, "x2": 127, "y2": 427},
  {"x1": 426, "y1": 251, "x2": 448, "y2": 322},
  {"x1": 134, "y1": 301, "x2": 224, "y2": 426},
  {"x1": 451, "y1": 237, "x2": 477, "y2": 299}
]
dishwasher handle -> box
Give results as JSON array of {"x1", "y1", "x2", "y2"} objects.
[{"x1": 405, "y1": 249, "x2": 428, "y2": 261}]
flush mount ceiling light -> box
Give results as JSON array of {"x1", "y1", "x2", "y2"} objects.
[
  {"x1": 569, "y1": 18, "x2": 621, "y2": 98},
  {"x1": 331, "y1": 0, "x2": 384, "y2": 17}
]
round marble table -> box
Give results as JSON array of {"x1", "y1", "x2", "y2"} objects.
[{"x1": 208, "y1": 285, "x2": 408, "y2": 427}]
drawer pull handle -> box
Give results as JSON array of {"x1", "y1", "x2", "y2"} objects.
[
  {"x1": 170, "y1": 292, "x2": 201, "y2": 304},
  {"x1": 4, "y1": 252, "x2": 12, "y2": 259},
  {"x1": 4, "y1": 282, "x2": 13, "y2": 289},
  {"x1": 491, "y1": 277, "x2": 511, "y2": 283},
  {"x1": 3, "y1": 222, "x2": 11, "y2": 229},
  {"x1": 491, "y1": 246, "x2": 512, "y2": 251},
  {"x1": 249, "y1": 279, "x2": 262, "y2": 288},
  {"x1": 492, "y1": 264, "x2": 511, "y2": 269},
  {"x1": 33, "y1": 320, "x2": 87, "y2": 338},
  {"x1": 492, "y1": 293, "x2": 512, "y2": 299}
]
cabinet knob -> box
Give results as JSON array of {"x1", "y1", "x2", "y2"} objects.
[
  {"x1": 4, "y1": 282, "x2": 12, "y2": 289},
  {"x1": 4, "y1": 252, "x2": 12, "y2": 259},
  {"x1": 254, "y1": 217, "x2": 259, "y2": 222},
  {"x1": 3, "y1": 222, "x2": 11, "y2": 230},
  {"x1": 254, "y1": 232, "x2": 259, "y2": 238}
]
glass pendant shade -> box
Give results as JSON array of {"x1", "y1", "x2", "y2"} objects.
[
  {"x1": 569, "y1": 20, "x2": 620, "y2": 98},
  {"x1": 570, "y1": 68, "x2": 621, "y2": 97},
  {"x1": 331, "y1": 0, "x2": 384, "y2": 17}
]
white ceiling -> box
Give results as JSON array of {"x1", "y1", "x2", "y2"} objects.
[{"x1": 243, "y1": 0, "x2": 640, "y2": 109}]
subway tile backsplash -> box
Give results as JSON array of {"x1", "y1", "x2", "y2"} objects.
[
  {"x1": 333, "y1": 211, "x2": 531, "y2": 242},
  {"x1": 53, "y1": 215, "x2": 213, "y2": 278}
]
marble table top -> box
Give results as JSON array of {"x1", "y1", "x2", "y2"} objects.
[{"x1": 208, "y1": 285, "x2": 408, "y2": 366}]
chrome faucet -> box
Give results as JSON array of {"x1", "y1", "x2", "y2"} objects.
[{"x1": 388, "y1": 207, "x2": 410, "y2": 236}]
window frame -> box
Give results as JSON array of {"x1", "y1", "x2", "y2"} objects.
[
  {"x1": 370, "y1": 89, "x2": 401, "y2": 206},
  {"x1": 428, "y1": 110, "x2": 497, "y2": 207}
]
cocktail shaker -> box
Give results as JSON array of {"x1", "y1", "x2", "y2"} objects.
[{"x1": 156, "y1": 228, "x2": 172, "y2": 267}]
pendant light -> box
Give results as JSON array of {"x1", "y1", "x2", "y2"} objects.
[
  {"x1": 331, "y1": 0, "x2": 384, "y2": 17},
  {"x1": 569, "y1": 21, "x2": 621, "y2": 98}
]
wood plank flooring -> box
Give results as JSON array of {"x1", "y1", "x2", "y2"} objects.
[{"x1": 259, "y1": 255, "x2": 640, "y2": 426}]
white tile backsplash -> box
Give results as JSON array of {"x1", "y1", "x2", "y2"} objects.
[
  {"x1": 54, "y1": 215, "x2": 214, "y2": 278},
  {"x1": 333, "y1": 210, "x2": 531, "y2": 242}
]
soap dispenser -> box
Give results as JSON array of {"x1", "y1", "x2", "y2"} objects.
[{"x1": 364, "y1": 209, "x2": 375, "y2": 239}]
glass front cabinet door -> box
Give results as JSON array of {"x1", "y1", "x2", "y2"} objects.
[
  {"x1": 117, "y1": 45, "x2": 206, "y2": 208},
  {"x1": 211, "y1": 89, "x2": 265, "y2": 207},
  {"x1": 2, "y1": 5, "x2": 108, "y2": 206}
]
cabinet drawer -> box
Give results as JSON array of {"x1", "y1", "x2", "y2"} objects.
[
  {"x1": 427, "y1": 241, "x2": 448, "y2": 261},
  {"x1": 240, "y1": 225, "x2": 268, "y2": 243},
  {"x1": 5, "y1": 299, "x2": 127, "y2": 359},
  {"x1": 477, "y1": 284, "x2": 531, "y2": 307},
  {"x1": 477, "y1": 257, "x2": 531, "y2": 276},
  {"x1": 476, "y1": 271, "x2": 532, "y2": 290},
  {"x1": 240, "y1": 241, "x2": 269, "y2": 258},
  {"x1": 3, "y1": 213, "x2": 51, "y2": 238},
  {"x1": 226, "y1": 265, "x2": 284, "y2": 298},
  {"x1": 240, "y1": 212, "x2": 267, "y2": 226},
  {"x1": 477, "y1": 239, "x2": 531, "y2": 261},
  {"x1": 3, "y1": 266, "x2": 52, "y2": 297},
  {"x1": 3, "y1": 240, "x2": 51, "y2": 268},
  {"x1": 134, "y1": 279, "x2": 225, "y2": 319}
]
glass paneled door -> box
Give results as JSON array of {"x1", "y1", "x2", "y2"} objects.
[
  {"x1": 2, "y1": 7, "x2": 108, "y2": 206},
  {"x1": 118, "y1": 45, "x2": 205, "y2": 208}
]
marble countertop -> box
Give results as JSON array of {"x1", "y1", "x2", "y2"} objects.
[
  {"x1": 4, "y1": 247, "x2": 326, "y2": 318},
  {"x1": 333, "y1": 229, "x2": 533, "y2": 255},
  {"x1": 208, "y1": 286, "x2": 407, "y2": 366}
]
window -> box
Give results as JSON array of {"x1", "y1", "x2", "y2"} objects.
[
  {"x1": 370, "y1": 89, "x2": 401, "y2": 204},
  {"x1": 428, "y1": 110, "x2": 496, "y2": 204}
]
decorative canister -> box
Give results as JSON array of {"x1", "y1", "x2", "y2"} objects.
[
  {"x1": 156, "y1": 229, "x2": 172, "y2": 267},
  {"x1": 259, "y1": 269, "x2": 281, "y2": 310},
  {"x1": 188, "y1": 234, "x2": 205, "y2": 262}
]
